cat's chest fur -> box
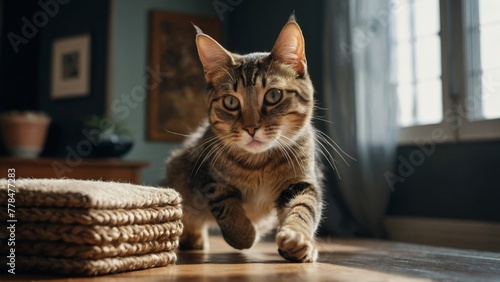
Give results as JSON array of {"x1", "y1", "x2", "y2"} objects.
[
  {"x1": 219, "y1": 165, "x2": 281, "y2": 224},
  {"x1": 209, "y1": 149, "x2": 309, "y2": 224},
  {"x1": 221, "y1": 161, "x2": 282, "y2": 189}
]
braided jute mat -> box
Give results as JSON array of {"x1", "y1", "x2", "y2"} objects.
[
  {"x1": 15, "y1": 251, "x2": 177, "y2": 276},
  {"x1": 0, "y1": 205, "x2": 182, "y2": 225},
  {"x1": 1, "y1": 239, "x2": 179, "y2": 260},
  {"x1": 0, "y1": 178, "x2": 182, "y2": 209},
  {"x1": 0, "y1": 178, "x2": 183, "y2": 275},
  {"x1": 3, "y1": 221, "x2": 182, "y2": 244}
]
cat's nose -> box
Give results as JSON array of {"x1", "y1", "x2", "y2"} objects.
[{"x1": 244, "y1": 126, "x2": 260, "y2": 137}]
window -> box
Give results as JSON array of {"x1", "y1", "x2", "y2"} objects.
[
  {"x1": 393, "y1": 0, "x2": 442, "y2": 127},
  {"x1": 464, "y1": 0, "x2": 500, "y2": 121},
  {"x1": 391, "y1": 0, "x2": 500, "y2": 143}
]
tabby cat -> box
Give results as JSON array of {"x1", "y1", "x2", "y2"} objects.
[{"x1": 166, "y1": 15, "x2": 323, "y2": 263}]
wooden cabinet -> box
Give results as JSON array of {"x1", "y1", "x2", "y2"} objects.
[{"x1": 0, "y1": 157, "x2": 149, "y2": 184}]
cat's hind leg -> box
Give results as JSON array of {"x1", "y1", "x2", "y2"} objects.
[{"x1": 179, "y1": 209, "x2": 210, "y2": 250}]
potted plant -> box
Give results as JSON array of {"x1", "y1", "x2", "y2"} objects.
[
  {"x1": 83, "y1": 115, "x2": 134, "y2": 158},
  {"x1": 0, "y1": 111, "x2": 52, "y2": 158}
]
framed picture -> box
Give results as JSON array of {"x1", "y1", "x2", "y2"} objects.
[
  {"x1": 147, "y1": 11, "x2": 221, "y2": 141},
  {"x1": 51, "y1": 34, "x2": 91, "y2": 99}
]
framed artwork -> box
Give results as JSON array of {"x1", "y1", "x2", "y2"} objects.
[
  {"x1": 147, "y1": 11, "x2": 221, "y2": 141},
  {"x1": 51, "y1": 34, "x2": 91, "y2": 99}
]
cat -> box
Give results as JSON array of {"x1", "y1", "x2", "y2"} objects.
[{"x1": 165, "y1": 15, "x2": 323, "y2": 263}]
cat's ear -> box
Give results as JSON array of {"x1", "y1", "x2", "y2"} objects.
[
  {"x1": 195, "y1": 26, "x2": 233, "y2": 81},
  {"x1": 271, "y1": 18, "x2": 307, "y2": 76}
]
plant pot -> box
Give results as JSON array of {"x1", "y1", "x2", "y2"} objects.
[
  {"x1": 90, "y1": 135, "x2": 134, "y2": 158},
  {"x1": 0, "y1": 112, "x2": 51, "y2": 158}
]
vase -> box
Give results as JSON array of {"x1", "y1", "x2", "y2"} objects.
[{"x1": 0, "y1": 112, "x2": 52, "y2": 158}]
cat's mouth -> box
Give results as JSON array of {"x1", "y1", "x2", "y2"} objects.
[
  {"x1": 247, "y1": 139, "x2": 264, "y2": 147},
  {"x1": 243, "y1": 137, "x2": 271, "y2": 153}
]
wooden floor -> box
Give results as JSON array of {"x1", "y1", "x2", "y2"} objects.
[{"x1": 3, "y1": 236, "x2": 500, "y2": 281}]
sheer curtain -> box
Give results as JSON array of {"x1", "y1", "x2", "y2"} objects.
[{"x1": 321, "y1": 0, "x2": 399, "y2": 237}]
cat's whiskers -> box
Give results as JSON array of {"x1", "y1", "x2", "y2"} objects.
[
  {"x1": 284, "y1": 125, "x2": 355, "y2": 166},
  {"x1": 163, "y1": 128, "x2": 191, "y2": 138},
  {"x1": 315, "y1": 137, "x2": 341, "y2": 179},
  {"x1": 186, "y1": 135, "x2": 221, "y2": 158},
  {"x1": 192, "y1": 141, "x2": 224, "y2": 179},
  {"x1": 311, "y1": 116, "x2": 335, "y2": 125},
  {"x1": 277, "y1": 133, "x2": 308, "y2": 174},
  {"x1": 313, "y1": 105, "x2": 330, "y2": 111},
  {"x1": 209, "y1": 141, "x2": 232, "y2": 172},
  {"x1": 314, "y1": 130, "x2": 357, "y2": 180},
  {"x1": 315, "y1": 130, "x2": 356, "y2": 163},
  {"x1": 190, "y1": 140, "x2": 217, "y2": 178},
  {"x1": 312, "y1": 105, "x2": 336, "y2": 125},
  {"x1": 191, "y1": 134, "x2": 231, "y2": 179},
  {"x1": 274, "y1": 139, "x2": 298, "y2": 176},
  {"x1": 279, "y1": 127, "x2": 354, "y2": 179},
  {"x1": 208, "y1": 142, "x2": 226, "y2": 173}
]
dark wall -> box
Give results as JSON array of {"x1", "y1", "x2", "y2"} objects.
[
  {"x1": 0, "y1": 0, "x2": 41, "y2": 111},
  {"x1": 0, "y1": 0, "x2": 110, "y2": 157},
  {"x1": 37, "y1": 0, "x2": 109, "y2": 120},
  {"x1": 387, "y1": 140, "x2": 500, "y2": 222},
  {"x1": 37, "y1": 0, "x2": 109, "y2": 157},
  {"x1": 225, "y1": 0, "x2": 324, "y2": 99}
]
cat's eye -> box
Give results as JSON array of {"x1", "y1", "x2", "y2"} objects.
[
  {"x1": 264, "y1": 89, "x2": 283, "y2": 105},
  {"x1": 223, "y1": 95, "x2": 240, "y2": 111}
]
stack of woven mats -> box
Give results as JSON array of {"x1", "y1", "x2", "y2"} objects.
[{"x1": 0, "y1": 178, "x2": 183, "y2": 276}]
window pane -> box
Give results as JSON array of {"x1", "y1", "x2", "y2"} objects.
[
  {"x1": 415, "y1": 79, "x2": 443, "y2": 125},
  {"x1": 414, "y1": 0, "x2": 440, "y2": 37},
  {"x1": 395, "y1": 42, "x2": 413, "y2": 83},
  {"x1": 398, "y1": 84, "x2": 415, "y2": 127},
  {"x1": 479, "y1": 25, "x2": 500, "y2": 70},
  {"x1": 481, "y1": 71, "x2": 500, "y2": 119},
  {"x1": 392, "y1": 0, "x2": 442, "y2": 127},
  {"x1": 479, "y1": 0, "x2": 500, "y2": 25},
  {"x1": 394, "y1": 0, "x2": 411, "y2": 41},
  {"x1": 415, "y1": 36, "x2": 442, "y2": 80},
  {"x1": 466, "y1": 0, "x2": 500, "y2": 121}
]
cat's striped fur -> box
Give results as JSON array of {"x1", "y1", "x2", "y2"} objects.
[{"x1": 165, "y1": 16, "x2": 323, "y2": 262}]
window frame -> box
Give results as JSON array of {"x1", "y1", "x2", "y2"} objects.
[{"x1": 398, "y1": 0, "x2": 500, "y2": 144}]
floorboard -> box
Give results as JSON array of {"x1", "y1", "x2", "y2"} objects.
[{"x1": 2, "y1": 236, "x2": 500, "y2": 281}]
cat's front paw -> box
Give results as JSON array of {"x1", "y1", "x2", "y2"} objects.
[
  {"x1": 276, "y1": 227, "x2": 318, "y2": 263},
  {"x1": 221, "y1": 221, "x2": 256, "y2": 250}
]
